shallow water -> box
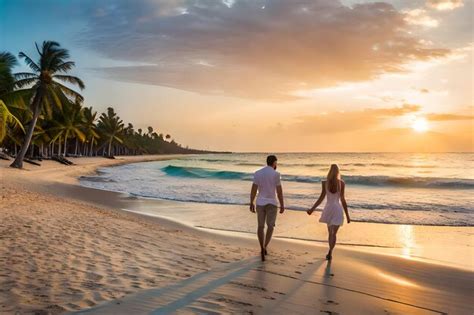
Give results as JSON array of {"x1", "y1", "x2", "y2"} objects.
[{"x1": 80, "y1": 153, "x2": 474, "y2": 226}]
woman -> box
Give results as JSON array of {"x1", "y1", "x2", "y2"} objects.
[{"x1": 307, "y1": 164, "x2": 350, "y2": 260}]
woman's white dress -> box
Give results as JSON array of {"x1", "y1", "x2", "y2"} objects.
[{"x1": 319, "y1": 181, "x2": 344, "y2": 226}]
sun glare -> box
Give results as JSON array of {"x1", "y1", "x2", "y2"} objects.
[{"x1": 412, "y1": 118, "x2": 429, "y2": 133}]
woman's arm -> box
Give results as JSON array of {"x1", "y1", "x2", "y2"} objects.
[
  {"x1": 340, "y1": 181, "x2": 351, "y2": 223},
  {"x1": 307, "y1": 181, "x2": 326, "y2": 215}
]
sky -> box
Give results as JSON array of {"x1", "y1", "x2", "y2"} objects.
[{"x1": 1, "y1": 0, "x2": 473, "y2": 152}]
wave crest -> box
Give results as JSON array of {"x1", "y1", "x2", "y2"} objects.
[{"x1": 161, "y1": 165, "x2": 473, "y2": 189}]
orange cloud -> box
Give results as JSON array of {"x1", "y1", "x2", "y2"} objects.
[
  {"x1": 426, "y1": 0, "x2": 464, "y2": 11},
  {"x1": 426, "y1": 113, "x2": 474, "y2": 121},
  {"x1": 404, "y1": 9, "x2": 439, "y2": 28},
  {"x1": 290, "y1": 104, "x2": 421, "y2": 134},
  {"x1": 84, "y1": 0, "x2": 449, "y2": 99}
]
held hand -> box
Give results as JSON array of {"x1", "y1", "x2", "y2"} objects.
[
  {"x1": 249, "y1": 203, "x2": 256, "y2": 213},
  {"x1": 307, "y1": 209, "x2": 314, "y2": 215},
  {"x1": 279, "y1": 206, "x2": 285, "y2": 214}
]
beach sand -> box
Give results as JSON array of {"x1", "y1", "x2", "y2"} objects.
[{"x1": 1, "y1": 156, "x2": 473, "y2": 314}]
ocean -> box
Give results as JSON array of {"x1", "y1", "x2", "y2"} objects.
[{"x1": 80, "y1": 153, "x2": 474, "y2": 227}]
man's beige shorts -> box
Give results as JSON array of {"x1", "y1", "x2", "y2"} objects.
[{"x1": 257, "y1": 204, "x2": 278, "y2": 228}]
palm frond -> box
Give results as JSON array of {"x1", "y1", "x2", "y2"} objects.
[
  {"x1": 48, "y1": 86, "x2": 63, "y2": 111},
  {"x1": 0, "y1": 52, "x2": 18, "y2": 68},
  {"x1": 42, "y1": 94, "x2": 53, "y2": 119},
  {"x1": 14, "y1": 72, "x2": 37, "y2": 80},
  {"x1": 49, "y1": 50, "x2": 71, "y2": 70},
  {"x1": 0, "y1": 52, "x2": 18, "y2": 94},
  {"x1": 18, "y1": 52, "x2": 41, "y2": 72},
  {"x1": 54, "y1": 74, "x2": 85, "y2": 89},
  {"x1": 0, "y1": 100, "x2": 25, "y2": 142},
  {"x1": 54, "y1": 61, "x2": 75, "y2": 73},
  {"x1": 14, "y1": 77, "x2": 37, "y2": 89},
  {"x1": 0, "y1": 89, "x2": 34, "y2": 109},
  {"x1": 40, "y1": 41, "x2": 70, "y2": 70},
  {"x1": 53, "y1": 81, "x2": 83, "y2": 102},
  {"x1": 113, "y1": 135, "x2": 124, "y2": 144},
  {"x1": 49, "y1": 130, "x2": 63, "y2": 143},
  {"x1": 73, "y1": 128, "x2": 86, "y2": 142}
]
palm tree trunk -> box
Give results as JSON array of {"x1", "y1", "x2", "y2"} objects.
[
  {"x1": 58, "y1": 136, "x2": 62, "y2": 156},
  {"x1": 75, "y1": 138, "x2": 78, "y2": 156},
  {"x1": 10, "y1": 89, "x2": 43, "y2": 168},
  {"x1": 89, "y1": 139, "x2": 94, "y2": 157},
  {"x1": 108, "y1": 139, "x2": 112, "y2": 157}
]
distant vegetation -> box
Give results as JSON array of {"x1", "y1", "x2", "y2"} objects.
[{"x1": 0, "y1": 41, "x2": 211, "y2": 168}]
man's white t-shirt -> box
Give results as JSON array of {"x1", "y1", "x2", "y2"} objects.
[{"x1": 253, "y1": 166, "x2": 281, "y2": 206}]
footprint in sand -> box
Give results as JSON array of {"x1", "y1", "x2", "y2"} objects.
[
  {"x1": 230, "y1": 281, "x2": 267, "y2": 292},
  {"x1": 320, "y1": 299, "x2": 339, "y2": 306},
  {"x1": 320, "y1": 311, "x2": 339, "y2": 315},
  {"x1": 263, "y1": 296, "x2": 276, "y2": 300}
]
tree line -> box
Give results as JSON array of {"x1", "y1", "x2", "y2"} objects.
[{"x1": 0, "y1": 41, "x2": 211, "y2": 168}]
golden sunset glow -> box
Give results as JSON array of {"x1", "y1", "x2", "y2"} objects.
[
  {"x1": 1, "y1": 2, "x2": 474, "y2": 314},
  {"x1": 412, "y1": 118, "x2": 429, "y2": 133},
  {"x1": 2, "y1": 0, "x2": 472, "y2": 152}
]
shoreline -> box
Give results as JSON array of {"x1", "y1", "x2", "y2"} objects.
[
  {"x1": 1, "y1": 155, "x2": 473, "y2": 314},
  {"x1": 77, "y1": 159, "x2": 473, "y2": 271},
  {"x1": 3, "y1": 153, "x2": 474, "y2": 269}
]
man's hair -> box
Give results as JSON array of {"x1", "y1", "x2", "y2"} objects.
[{"x1": 266, "y1": 155, "x2": 277, "y2": 166}]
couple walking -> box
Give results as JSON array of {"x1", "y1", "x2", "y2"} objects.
[{"x1": 249, "y1": 155, "x2": 351, "y2": 261}]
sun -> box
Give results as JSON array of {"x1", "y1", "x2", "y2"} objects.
[{"x1": 412, "y1": 118, "x2": 429, "y2": 133}]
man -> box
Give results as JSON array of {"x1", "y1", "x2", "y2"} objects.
[{"x1": 250, "y1": 155, "x2": 285, "y2": 261}]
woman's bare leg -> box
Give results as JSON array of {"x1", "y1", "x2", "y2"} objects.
[
  {"x1": 326, "y1": 225, "x2": 331, "y2": 254},
  {"x1": 328, "y1": 226, "x2": 340, "y2": 255}
]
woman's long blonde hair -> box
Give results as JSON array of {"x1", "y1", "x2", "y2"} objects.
[{"x1": 327, "y1": 164, "x2": 341, "y2": 194}]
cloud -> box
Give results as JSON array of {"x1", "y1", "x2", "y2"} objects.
[
  {"x1": 82, "y1": 0, "x2": 449, "y2": 99},
  {"x1": 426, "y1": 113, "x2": 474, "y2": 121},
  {"x1": 403, "y1": 9, "x2": 439, "y2": 28},
  {"x1": 426, "y1": 0, "x2": 464, "y2": 11},
  {"x1": 290, "y1": 104, "x2": 421, "y2": 134}
]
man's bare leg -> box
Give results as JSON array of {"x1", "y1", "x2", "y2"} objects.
[
  {"x1": 264, "y1": 226, "x2": 274, "y2": 250},
  {"x1": 257, "y1": 226, "x2": 265, "y2": 250},
  {"x1": 258, "y1": 226, "x2": 266, "y2": 261}
]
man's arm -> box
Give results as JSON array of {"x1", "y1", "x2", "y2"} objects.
[
  {"x1": 277, "y1": 185, "x2": 284, "y2": 214},
  {"x1": 250, "y1": 183, "x2": 258, "y2": 213}
]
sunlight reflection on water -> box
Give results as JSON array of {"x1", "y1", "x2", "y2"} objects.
[{"x1": 398, "y1": 225, "x2": 415, "y2": 258}]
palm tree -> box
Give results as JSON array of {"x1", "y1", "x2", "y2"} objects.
[
  {"x1": 0, "y1": 52, "x2": 17, "y2": 96},
  {"x1": 82, "y1": 106, "x2": 99, "y2": 156},
  {"x1": 0, "y1": 100, "x2": 24, "y2": 143},
  {"x1": 10, "y1": 41, "x2": 84, "y2": 168},
  {"x1": 0, "y1": 52, "x2": 25, "y2": 144},
  {"x1": 147, "y1": 126, "x2": 153, "y2": 138},
  {"x1": 97, "y1": 107, "x2": 124, "y2": 157},
  {"x1": 49, "y1": 101, "x2": 85, "y2": 156},
  {"x1": 30, "y1": 123, "x2": 50, "y2": 157}
]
